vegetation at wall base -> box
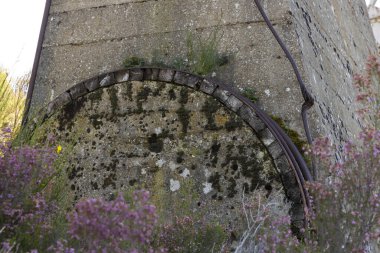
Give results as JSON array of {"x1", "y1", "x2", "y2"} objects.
[
  {"x1": 123, "y1": 29, "x2": 228, "y2": 77},
  {"x1": 0, "y1": 70, "x2": 28, "y2": 136}
]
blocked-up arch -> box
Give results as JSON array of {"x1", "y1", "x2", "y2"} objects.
[{"x1": 28, "y1": 67, "x2": 312, "y2": 230}]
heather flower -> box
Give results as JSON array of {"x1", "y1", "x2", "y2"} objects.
[
  {"x1": 63, "y1": 190, "x2": 163, "y2": 253},
  {"x1": 0, "y1": 128, "x2": 57, "y2": 250}
]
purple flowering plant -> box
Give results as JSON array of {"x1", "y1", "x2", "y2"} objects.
[
  {"x1": 50, "y1": 190, "x2": 166, "y2": 253},
  {"x1": 303, "y1": 55, "x2": 380, "y2": 252},
  {"x1": 0, "y1": 128, "x2": 57, "y2": 251}
]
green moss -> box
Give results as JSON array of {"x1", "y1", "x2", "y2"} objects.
[
  {"x1": 88, "y1": 88, "x2": 104, "y2": 107},
  {"x1": 147, "y1": 133, "x2": 164, "y2": 153},
  {"x1": 242, "y1": 87, "x2": 258, "y2": 102},
  {"x1": 124, "y1": 82, "x2": 133, "y2": 101},
  {"x1": 102, "y1": 172, "x2": 117, "y2": 189},
  {"x1": 225, "y1": 117, "x2": 243, "y2": 132},
  {"x1": 107, "y1": 86, "x2": 119, "y2": 115},
  {"x1": 176, "y1": 106, "x2": 191, "y2": 134},
  {"x1": 123, "y1": 56, "x2": 146, "y2": 68},
  {"x1": 135, "y1": 86, "x2": 151, "y2": 113},
  {"x1": 57, "y1": 97, "x2": 87, "y2": 131},
  {"x1": 271, "y1": 116, "x2": 308, "y2": 154},
  {"x1": 201, "y1": 98, "x2": 221, "y2": 130}
]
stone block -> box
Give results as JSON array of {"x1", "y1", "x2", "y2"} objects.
[
  {"x1": 84, "y1": 77, "x2": 100, "y2": 92},
  {"x1": 129, "y1": 69, "x2": 144, "y2": 81},
  {"x1": 286, "y1": 187, "x2": 302, "y2": 204},
  {"x1": 213, "y1": 87, "x2": 231, "y2": 103},
  {"x1": 225, "y1": 95, "x2": 243, "y2": 112},
  {"x1": 46, "y1": 92, "x2": 71, "y2": 117},
  {"x1": 68, "y1": 82, "x2": 88, "y2": 99},
  {"x1": 115, "y1": 70, "x2": 130, "y2": 83},
  {"x1": 99, "y1": 73, "x2": 116, "y2": 87},
  {"x1": 186, "y1": 75, "x2": 202, "y2": 89},
  {"x1": 143, "y1": 68, "x2": 159, "y2": 81},
  {"x1": 268, "y1": 141, "x2": 284, "y2": 159},
  {"x1": 289, "y1": 203, "x2": 305, "y2": 221},
  {"x1": 172, "y1": 71, "x2": 189, "y2": 85},
  {"x1": 199, "y1": 79, "x2": 217, "y2": 94},
  {"x1": 274, "y1": 154, "x2": 291, "y2": 174},
  {"x1": 238, "y1": 105, "x2": 266, "y2": 133},
  {"x1": 158, "y1": 69, "x2": 175, "y2": 82},
  {"x1": 258, "y1": 128, "x2": 276, "y2": 146}
]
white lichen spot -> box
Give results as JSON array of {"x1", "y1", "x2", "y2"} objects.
[
  {"x1": 141, "y1": 168, "x2": 147, "y2": 175},
  {"x1": 100, "y1": 75, "x2": 111, "y2": 86},
  {"x1": 169, "y1": 161, "x2": 178, "y2": 171},
  {"x1": 180, "y1": 168, "x2": 190, "y2": 178},
  {"x1": 248, "y1": 25, "x2": 252, "y2": 29},
  {"x1": 50, "y1": 89, "x2": 55, "y2": 101},
  {"x1": 211, "y1": 72, "x2": 217, "y2": 77},
  {"x1": 235, "y1": 3, "x2": 240, "y2": 9},
  {"x1": 203, "y1": 182, "x2": 213, "y2": 194},
  {"x1": 156, "y1": 159, "x2": 165, "y2": 168},
  {"x1": 154, "y1": 127, "x2": 162, "y2": 135},
  {"x1": 264, "y1": 89, "x2": 271, "y2": 96},
  {"x1": 256, "y1": 151, "x2": 265, "y2": 160},
  {"x1": 263, "y1": 138, "x2": 274, "y2": 146},
  {"x1": 286, "y1": 87, "x2": 291, "y2": 92},
  {"x1": 119, "y1": 73, "x2": 129, "y2": 82},
  {"x1": 170, "y1": 179, "x2": 180, "y2": 192},
  {"x1": 204, "y1": 169, "x2": 211, "y2": 178}
]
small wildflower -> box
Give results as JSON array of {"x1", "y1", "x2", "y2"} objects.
[{"x1": 56, "y1": 145, "x2": 62, "y2": 154}]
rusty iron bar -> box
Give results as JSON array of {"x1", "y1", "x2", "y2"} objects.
[{"x1": 253, "y1": 0, "x2": 316, "y2": 180}]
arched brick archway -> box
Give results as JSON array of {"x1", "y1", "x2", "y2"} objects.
[{"x1": 27, "y1": 67, "x2": 311, "y2": 231}]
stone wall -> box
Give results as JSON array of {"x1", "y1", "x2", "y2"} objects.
[
  {"x1": 27, "y1": 72, "x2": 304, "y2": 239},
  {"x1": 32, "y1": 0, "x2": 307, "y2": 135},
  {"x1": 290, "y1": 0, "x2": 376, "y2": 155},
  {"x1": 30, "y1": 0, "x2": 376, "y2": 152}
]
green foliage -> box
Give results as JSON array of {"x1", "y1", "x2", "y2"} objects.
[
  {"x1": 123, "y1": 56, "x2": 146, "y2": 68},
  {"x1": 155, "y1": 216, "x2": 229, "y2": 252},
  {"x1": 271, "y1": 115, "x2": 308, "y2": 153},
  {"x1": 0, "y1": 70, "x2": 28, "y2": 135},
  {"x1": 122, "y1": 28, "x2": 228, "y2": 76},
  {"x1": 185, "y1": 29, "x2": 228, "y2": 76},
  {"x1": 241, "y1": 87, "x2": 258, "y2": 103}
]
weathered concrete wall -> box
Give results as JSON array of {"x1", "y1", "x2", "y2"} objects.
[
  {"x1": 290, "y1": 0, "x2": 376, "y2": 152},
  {"x1": 31, "y1": 0, "x2": 376, "y2": 150},
  {"x1": 26, "y1": 0, "x2": 376, "y2": 238},
  {"x1": 28, "y1": 77, "x2": 302, "y2": 239},
  {"x1": 32, "y1": 0, "x2": 308, "y2": 135}
]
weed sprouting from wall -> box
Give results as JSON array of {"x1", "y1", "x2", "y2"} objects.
[
  {"x1": 185, "y1": 29, "x2": 228, "y2": 76},
  {"x1": 123, "y1": 28, "x2": 228, "y2": 76},
  {"x1": 123, "y1": 57, "x2": 146, "y2": 68},
  {"x1": 241, "y1": 87, "x2": 258, "y2": 103}
]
